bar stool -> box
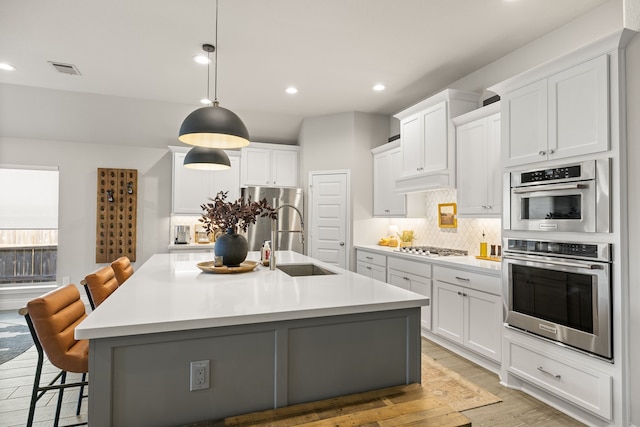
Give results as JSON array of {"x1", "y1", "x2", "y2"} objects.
[
  {"x1": 82, "y1": 265, "x2": 118, "y2": 310},
  {"x1": 20, "y1": 284, "x2": 88, "y2": 427},
  {"x1": 111, "y1": 256, "x2": 134, "y2": 285}
]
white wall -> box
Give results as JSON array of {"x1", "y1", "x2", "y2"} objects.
[
  {"x1": 0, "y1": 137, "x2": 171, "y2": 299},
  {"x1": 625, "y1": 31, "x2": 640, "y2": 427},
  {"x1": 298, "y1": 112, "x2": 390, "y2": 268}
]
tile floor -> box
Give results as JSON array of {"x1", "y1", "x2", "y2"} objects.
[{"x1": 0, "y1": 310, "x2": 87, "y2": 427}]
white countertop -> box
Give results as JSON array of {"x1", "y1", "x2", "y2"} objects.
[
  {"x1": 75, "y1": 251, "x2": 428, "y2": 340},
  {"x1": 355, "y1": 244, "x2": 502, "y2": 274}
]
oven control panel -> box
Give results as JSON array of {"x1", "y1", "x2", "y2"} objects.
[
  {"x1": 506, "y1": 239, "x2": 611, "y2": 262},
  {"x1": 520, "y1": 164, "x2": 582, "y2": 184}
]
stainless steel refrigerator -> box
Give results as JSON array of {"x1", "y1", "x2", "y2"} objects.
[{"x1": 241, "y1": 187, "x2": 304, "y2": 254}]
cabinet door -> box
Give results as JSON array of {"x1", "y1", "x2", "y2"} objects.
[
  {"x1": 410, "y1": 276, "x2": 432, "y2": 331},
  {"x1": 388, "y1": 269, "x2": 411, "y2": 290},
  {"x1": 464, "y1": 287, "x2": 502, "y2": 362},
  {"x1": 400, "y1": 115, "x2": 423, "y2": 177},
  {"x1": 272, "y1": 149, "x2": 298, "y2": 187},
  {"x1": 548, "y1": 54, "x2": 609, "y2": 160},
  {"x1": 241, "y1": 148, "x2": 271, "y2": 186},
  {"x1": 502, "y1": 80, "x2": 547, "y2": 167},
  {"x1": 210, "y1": 155, "x2": 241, "y2": 202},
  {"x1": 456, "y1": 119, "x2": 489, "y2": 216},
  {"x1": 172, "y1": 152, "x2": 214, "y2": 214},
  {"x1": 433, "y1": 281, "x2": 464, "y2": 344},
  {"x1": 173, "y1": 153, "x2": 241, "y2": 213},
  {"x1": 373, "y1": 148, "x2": 406, "y2": 217},
  {"x1": 485, "y1": 113, "x2": 502, "y2": 215},
  {"x1": 356, "y1": 261, "x2": 386, "y2": 282},
  {"x1": 421, "y1": 101, "x2": 448, "y2": 173}
]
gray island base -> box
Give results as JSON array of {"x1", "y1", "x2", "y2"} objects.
[{"x1": 76, "y1": 251, "x2": 427, "y2": 427}]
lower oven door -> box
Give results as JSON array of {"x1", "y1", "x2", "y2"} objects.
[
  {"x1": 510, "y1": 181, "x2": 596, "y2": 232},
  {"x1": 503, "y1": 253, "x2": 612, "y2": 359}
]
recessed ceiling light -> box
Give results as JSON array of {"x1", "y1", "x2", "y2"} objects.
[
  {"x1": 193, "y1": 55, "x2": 212, "y2": 65},
  {"x1": 373, "y1": 84, "x2": 386, "y2": 91},
  {"x1": 0, "y1": 63, "x2": 16, "y2": 71},
  {"x1": 285, "y1": 86, "x2": 298, "y2": 94}
]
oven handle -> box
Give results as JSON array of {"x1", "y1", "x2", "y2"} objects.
[
  {"x1": 512, "y1": 183, "x2": 586, "y2": 194},
  {"x1": 503, "y1": 254, "x2": 604, "y2": 270}
]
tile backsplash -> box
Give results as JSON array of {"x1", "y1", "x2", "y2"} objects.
[{"x1": 388, "y1": 188, "x2": 501, "y2": 256}]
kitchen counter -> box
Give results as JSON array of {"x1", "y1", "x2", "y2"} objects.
[
  {"x1": 355, "y1": 244, "x2": 502, "y2": 274},
  {"x1": 76, "y1": 250, "x2": 427, "y2": 340},
  {"x1": 78, "y1": 250, "x2": 426, "y2": 426}
]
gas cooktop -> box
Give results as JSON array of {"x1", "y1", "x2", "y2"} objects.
[{"x1": 395, "y1": 246, "x2": 468, "y2": 257}]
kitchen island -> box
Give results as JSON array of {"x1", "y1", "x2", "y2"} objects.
[{"x1": 75, "y1": 251, "x2": 428, "y2": 427}]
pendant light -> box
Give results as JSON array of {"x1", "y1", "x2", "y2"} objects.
[
  {"x1": 183, "y1": 146, "x2": 231, "y2": 170},
  {"x1": 179, "y1": 0, "x2": 250, "y2": 149}
]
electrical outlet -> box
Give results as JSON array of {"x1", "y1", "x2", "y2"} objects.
[
  {"x1": 189, "y1": 360, "x2": 210, "y2": 391},
  {"x1": 62, "y1": 276, "x2": 70, "y2": 285}
]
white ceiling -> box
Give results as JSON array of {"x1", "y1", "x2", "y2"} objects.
[{"x1": 0, "y1": 0, "x2": 611, "y2": 145}]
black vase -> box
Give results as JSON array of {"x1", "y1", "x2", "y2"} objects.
[{"x1": 214, "y1": 228, "x2": 248, "y2": 266}]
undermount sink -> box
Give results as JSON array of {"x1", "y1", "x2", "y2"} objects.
[{"x1": 277, "y1": 263, "x2": 337, "y2": 277}]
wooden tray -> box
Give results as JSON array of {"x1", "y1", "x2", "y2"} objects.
[
  {"x1": 475, "y1": 256, "x2": 502, "y2": 262},
  {"x1": 196, "y1": 260, "x2": 259, "y2": 274}
]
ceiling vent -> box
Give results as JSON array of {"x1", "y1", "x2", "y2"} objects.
[{"x1": 48, "y1": 61, "x2": 81, "y2": 76}]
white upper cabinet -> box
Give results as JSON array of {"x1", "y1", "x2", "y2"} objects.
[
  {"x1": 453, "y1": 103, "x2": 501, "y2": 217},
  {"x1": 394, "y1": 89, "x2": 480, "y2": 193},
  {"x1": 241, "y1": 142, "x2": 299, "y2": 188},
  {"x1": 372, "y1": 141, "x2": 406, "y2": 217},
  {"x1": 170, "y1": 147, "x2": 241, "y2": 214},
  {"x1": 499, "y1": 54, "x2": 609, "y2": 167}
]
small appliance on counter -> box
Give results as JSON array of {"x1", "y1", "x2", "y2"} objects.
[{"x1": 174, "y1": 225, "x2": 190, "y2": 244}]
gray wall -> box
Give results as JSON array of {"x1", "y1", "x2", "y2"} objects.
[
  {"x1": 0, "y1": 137, "x2": 171, "y2": 291},
  {"x1": 298, "y1": 112, "x2": 390, "y2": 269},
  {"x1": 625, "y1": 31, "x2": 640, "y2": 427}
]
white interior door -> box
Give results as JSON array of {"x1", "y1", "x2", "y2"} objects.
[{"x1": 309, "y1": 171, "x2": 349, "y2": 269}]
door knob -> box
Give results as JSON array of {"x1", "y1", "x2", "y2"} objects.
[{"x1": 339, "y1": 242, "x2": 345, "y2": 246}]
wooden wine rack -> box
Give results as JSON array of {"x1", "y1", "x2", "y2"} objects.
[{"x1": 96, "y1": 168, "x2": 137, "y2": 263}]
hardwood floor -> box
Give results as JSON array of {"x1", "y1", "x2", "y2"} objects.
[{"x1": 0, "y1": 310, "x2": 585, "y2": 427}]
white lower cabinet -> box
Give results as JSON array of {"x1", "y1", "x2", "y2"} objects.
[
  {"x1": 387, "y1": 257, "x2": 432, "y2": 331},
  {"x1": 355, "y1": 249, "x2": 387, "y2": 282},
  {"x1": 433, "y1": 266, "x2": 502, "y2": 362},
  {"x1": 505, "y1": 335, "x2": 612, "y2": 420}
]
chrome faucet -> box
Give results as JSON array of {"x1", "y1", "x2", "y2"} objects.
[{"x1": 269, "y1": 203, "x2": 305, "y2": 271}]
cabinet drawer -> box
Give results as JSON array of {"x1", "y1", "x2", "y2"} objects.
[
  {"x1": 388, "y1": 256, "x2": 431, "y2": 278},
  {"x1": 507, "y1": 340, "x2": 612, "y2": 419},
  {"x1": 356, "y1": 250, "x2": 386, "y2": 267},
  {"x1": 433, "y1": 265, "x2": 500, "y2": 295}
]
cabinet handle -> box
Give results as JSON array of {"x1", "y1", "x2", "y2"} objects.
[
  {"x1": 486, "y1": 205, "x2": 492, "y2": 209},
  {"x1": 366, "y1": 266, "x2": 372, "y2": 270},
  {"x1": 538, "y1": 150, "x2": 546, "y2": 156},
  {"x1": 537, "y1": 366, "x2": 561, "y2": 379},
  {"x1": 403, "y1": 277, "x2": 410, "y2": 281},
  {"x1": 482, "y1": 205, "x2": 487, "y2": 209},
  {"x1": 548, "y1": 149, "x2": 555, "y2": 154},
  {"x1": 457, "y1": 291, "x2": 463, "y2": 296},
  {"x1": 462, "y1": 293, "x2": 468, "y2": 297},
  {"x1": 365, "y1": 256, "x2": 373, "y2": 260},
  {"x1": 455, "y1": 276, "x2": 470, "y2": 282}
]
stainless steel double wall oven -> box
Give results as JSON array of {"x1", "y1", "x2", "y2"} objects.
[{"x1": 503, "y1": 159, "x2": 613, "y2": 360}]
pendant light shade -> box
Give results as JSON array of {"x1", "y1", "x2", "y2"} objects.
[
  {"x1": 178, "y1": 102, "x2": 250, "y2": 149},
  {"x1": 183, "y1": 146, "x2": 231, "y2": 170}
]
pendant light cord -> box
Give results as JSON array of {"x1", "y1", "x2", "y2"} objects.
[{"x1": 214, "y1": 0, "x2": 219, "y2": 105}]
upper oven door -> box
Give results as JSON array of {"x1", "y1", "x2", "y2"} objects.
[{"x1": 511, "y1": 181, "x2": 596, "y2": 232}]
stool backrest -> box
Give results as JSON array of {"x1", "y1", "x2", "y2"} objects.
[
  {"x1": 111, "y1": 256, "x2": 134, "y2": 285},
  {"x1": 24, "y1": 284, "x2": 88, "y2": 373},
  {"x1": 83, "y1": 265, "x2": 118, "y2": 308}
]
